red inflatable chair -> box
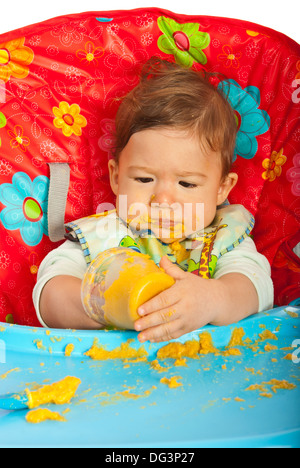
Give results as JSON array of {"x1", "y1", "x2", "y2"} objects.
[{"x1": 0, "y1": 8, "x2": 299, "y2": 326}]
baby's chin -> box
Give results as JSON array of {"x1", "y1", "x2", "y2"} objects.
[
  {"x1": 157, "y1": 236, "x2": 185, "y2": 244},
  {"x1": 141, "y1": 229, "x2": 185, "y2": 244}
]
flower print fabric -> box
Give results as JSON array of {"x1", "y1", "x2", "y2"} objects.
[
  {"x1": 7, "y1": 125, "x2": 30, "y2": 152},
  {"x1": 0, "y1": 112, "x2": 6, "y2": 148},
  {"x1": 76, "y1": 41, "x2": 105, "y2": 66},
  {"x1": 262, "y1": 148, "x2": 287, "y2": 182},
  {"x1": 217, "y1": 45, "x2": 242, "y2": 69},
  {"x1": 286, "y1": 153, "x2": 300, "y2": 196},
  {"x1": 98, "y1": 119, "x2": 115, "y2": 159},
  {"x1": 157, "y1": 16, "x2": 210, "y2": 67},
  {"x1": 53, "y1": 102, "x2": 87, "y2": 137},
  {"x1": 0, "y1": 172, "x2": 49, "y2": 246},
  {"x1": 218, "y1": 79, "x2": 271, "y2": 161},
  {"x1": 0, "y1": 37, "x2": 34, "y2": 82}
]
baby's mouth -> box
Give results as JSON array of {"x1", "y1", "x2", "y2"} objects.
[
  {"x1": 152, "y1": 217, "x2": 175, "y2": 228},
  {"x1": 127, "y1": 214, "x2": 184, "y2": 235},
  {"x1": 150, "y1": 216, "x2": 186, "y2": 240}
]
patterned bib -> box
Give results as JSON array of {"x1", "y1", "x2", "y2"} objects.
[{"x1": 65, "y1": 204, "x2": 254, "y2": 279}]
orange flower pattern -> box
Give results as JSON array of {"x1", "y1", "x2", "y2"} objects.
[
  {"x1": 262, "y1": 148, "x2": 287, "y2": 182},
  {"x1": 76, "y1": 41, "x2": 105, "y2": 66},
  {"x1": 217, "y1": 45, "x2": 242, "y2": 69},
  {"x1": 7, "y1": 125, "x2": 30, "y2": 152},
  {"x1": 0, "y1": 37, "x2": 34, "y2": 83}
]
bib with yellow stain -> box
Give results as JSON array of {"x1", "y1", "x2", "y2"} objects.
[{"x1": 65, "y1": 204, "x2": 254, "y2": 280}]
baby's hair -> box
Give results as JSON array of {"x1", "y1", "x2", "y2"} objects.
[{"x1": 113, "y1": 57, "x2": 237, "y2": 178}]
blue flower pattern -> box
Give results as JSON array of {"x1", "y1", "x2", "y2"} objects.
[
  {"x1": 0, "y1": 172, "x2": 49, "y2": 246},
  {"x1": 218, "y1": 79, "x2": 271, "y2": 161}
]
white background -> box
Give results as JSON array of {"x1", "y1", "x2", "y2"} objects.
[{"x1": 0, "y1": 0, "x2": 299, "y2": 43}]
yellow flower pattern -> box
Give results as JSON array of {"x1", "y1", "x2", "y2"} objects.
[
  {"x1": 262, "y1": 148, "x2": 287, "y2": 182},
  {"x1": 0, "y1": 37, "x2": 34, "y2": 83},
  {"x1": 53, "y1": 102, "x2": 87, "y2": 137}
]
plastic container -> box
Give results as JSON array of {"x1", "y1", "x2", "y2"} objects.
[{"x1": 81, "y1": 247, "x2": 175, "y2": 329}]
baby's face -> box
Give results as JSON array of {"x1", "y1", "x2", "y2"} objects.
[{"x1": 108, "y1": 128, "x2": 237, "y2": 243}]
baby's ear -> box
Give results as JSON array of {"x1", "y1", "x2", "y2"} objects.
[
  {"x1": 108, "y1": 159, "x2": 119, "y2": 195},
  {"x1": 217, "y1": 172, "x2": 238, "y2": 206}
]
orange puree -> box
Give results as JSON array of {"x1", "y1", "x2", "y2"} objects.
[
  {"x1": 199, "y1": 332, "x2": 219, "y2": 355},
  {"x1": 85, "y1": 339, "x2": 148, "y2": 361},
  {"x1": 65, "y1": 343, "x2": 75, "y2": 357},
  {"x1": 157, "y1": 329, "x2": 248, "y2": 360},
  {"x1": 150, "y1": 360, "x2": 170, "y2": 372},
  {"x1": 157, "y1": 340, "x2": 199, "y2": 360},
  {"x1": 258, "y1": 329, "x2": 278, "y2": 341},
  {"x1": 160, "y1": 376, "x2": 183, "y2": 388},
  {"x1": 25, "y1": 376, "x2": 81, "y2": 409},
  {"x1": 26, "y1": 408, "x2": 66, "y2": 424},
  {"x1": 264, "y1": 343, "x2": 278, "y2": 352},
  {"x1": 170, "y1": 241, "x2": 189, "y2": 263},
  {"x1": 222, "y1": 348, "x2": 242, "y2": 356},
  {"x1": 266, "y1": 379, "x2": 296, "y2": 393},
  {"x1": 226, "y1": 328, "x2": 245, "y2": 348},
  {"x1": 246, "y1": 379, "x2": 296, "y2": 395}
]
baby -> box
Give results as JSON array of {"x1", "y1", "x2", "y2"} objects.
[{"x1": 33, "y1": 58, "x2": 274, "y2": 342}]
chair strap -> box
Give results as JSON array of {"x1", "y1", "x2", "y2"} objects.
[{"x1": 47, "y1": 163, "x2": 70, "y2": 242}]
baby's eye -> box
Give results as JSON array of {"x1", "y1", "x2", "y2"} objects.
[
  {"x1": 135, "y1": 177, "x2": 154, "y2": 183},
  {"x1": 179, "y1": 181, "x2": 197, "y2": 188}
]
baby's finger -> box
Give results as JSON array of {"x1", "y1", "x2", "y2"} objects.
[
  {"x1": 135, "y1": 306, "x2": 177, "y2": 333},
  {"x1": 160, "y1": 256, "x2": 186, "y2": 280},
  {"x1": 137, "y1": 287, "x2": 178, "y2": 317},
  {"x1": 138, "y1": 319, "x2": 184, "y2": 344}
]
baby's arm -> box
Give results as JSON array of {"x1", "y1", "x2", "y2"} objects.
[
  {"x1": 39, "y1": 276, "x2": 100, "y2": 329},
  {"x1": 135, "y1": 237, "x2": 274, "y2": 343},
  {"x1": 33, "y1": 241, "x2": 100, "y2": 329}
]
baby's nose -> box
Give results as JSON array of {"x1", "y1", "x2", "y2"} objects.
[{"x1": 151, "y1": 185, "x2": 175, "y2": 206}]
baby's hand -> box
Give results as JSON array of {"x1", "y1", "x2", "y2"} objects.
[{"x1": 134, "y1": 256, "x2": 219, "y2": 343}]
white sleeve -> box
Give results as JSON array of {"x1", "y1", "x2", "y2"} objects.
[
  {"x1": 213, "y1": 236, "x2": 274, "y2": 313},
  {"x1": 32, "y1": 240, "x2": 87, "y2": 327}
]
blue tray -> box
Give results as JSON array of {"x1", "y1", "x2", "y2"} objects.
[{"x1": 0, "y1": 306, "x2": 299, "y2": 448}]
